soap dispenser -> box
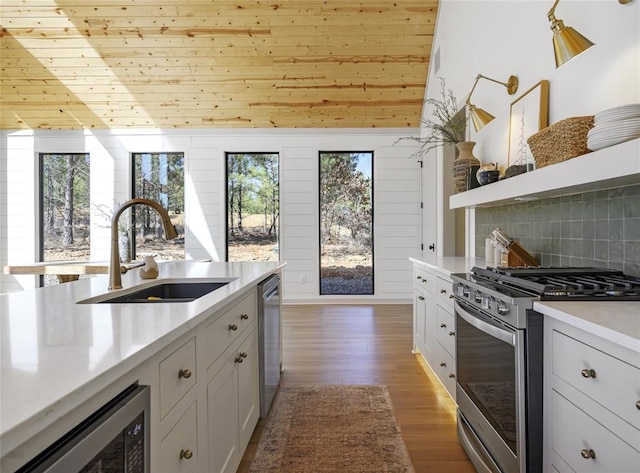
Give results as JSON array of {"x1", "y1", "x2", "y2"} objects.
[{"x1": 140, "y1": 255, "x2": 159, "y2": 279}]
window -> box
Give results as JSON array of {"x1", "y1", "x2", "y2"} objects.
[
  {"x1": 319, "y1": 151, "x2": 373, "y2": 295},
  {"x1": 39, "y1": 153, "x2": 90, "y2": 286},
  {"x1": 226, "y1": 153, "x2": 279, "y2": 262},
  {"x1": 131, "y1": 153, "x2": 185, "y2": 260}
]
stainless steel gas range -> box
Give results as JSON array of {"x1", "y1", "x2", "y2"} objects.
[{"x1": 450, "y1": 267, "x2": 640, "y2": 473}]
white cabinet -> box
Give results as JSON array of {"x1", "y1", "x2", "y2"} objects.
[
  {"x1": 412, "y1": 261, "x2": 457, "y2": 400},
  {"x1": 159, "y1": 337, "x2": 197, "y2": 419},
  {"x1": 207, "y1": 327, "x2": 259, "y2": 473},
  {"x1": 413, "y1": 265, "x2": 435, "y2": 360},
  {"x1": 544, "y1": 318, "x2": 640, "y2": 473},
  {"x1": 150, "y1": 288, "x2": 260, "y2": 473},
  {"x1": 159, "y1": 401, "x2": 199, "y2": 473}
]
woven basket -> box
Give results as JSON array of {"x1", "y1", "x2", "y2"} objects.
[{"x1": 527, "y1": 116, "x2": 594, "y2": 169}]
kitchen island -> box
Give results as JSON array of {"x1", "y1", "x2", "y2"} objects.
[{"x1": 0, "y1": 260, "x2": 284, "y2": 473}]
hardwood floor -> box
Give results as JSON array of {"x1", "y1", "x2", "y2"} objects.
[{"x1": 238, "y1": 304, "x2": 475, "y2": 473}]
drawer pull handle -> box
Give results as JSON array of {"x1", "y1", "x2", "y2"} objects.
[
  {"x1": 449, "y1": 331, "x2": 455, "y2": 337},
  {"x1": 440, "y1": 362, "x2": 447, "y2": 367},
  {"x1": 240, "y1": 313, "x2": 249, "y2": 320},
  {"x1": 440, "y1": 289, "x2": 447, "y2": 294},
  {"x1": 448, "y1": 373, "x2": 455, "y2": 379},
  {"x1": 440, "y1": 323, "x2": 447, "y2": 328},
  {"x1": 229, "y1": 324, "x2": 238, "y2": 331},
  {"x1": 449, "y1": 294, "x2": 454, "y2": 299},
  {"x1": 636, "y1": 401, "x2": 640, "y2": 410},
  {"x1": 581, "y1": 368, "x2": 596, "y2": 379},
  {"x1": 418, "y1": 296, "x2": 425, "y2": 301},
  {"x1": 421, "y1": 278, "x2": 428, "y2": 283},
  {"x1": 580, "y1": 449, "x2": 596, "y2": 460},
  {"x1": 235, "y1": 352, "x2": 248, "y2": 363},
  {"x1": 180, "y1": 449, "x2": 193, "y2": 460},
  {"x1": 178, "y1": 368, "x2": 192, "y2": 379}
]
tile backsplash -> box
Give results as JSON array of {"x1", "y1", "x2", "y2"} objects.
[{"x1": 475, "y1": 184, "x2": 640, "y2": 277}]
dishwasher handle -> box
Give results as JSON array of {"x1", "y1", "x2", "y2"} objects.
[{"x1": 259, "y1": 274, "x2": 280, "y2": 300}]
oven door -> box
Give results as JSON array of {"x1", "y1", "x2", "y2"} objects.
[{"x1": 455, "y1": 299, "x2": 526, "y2": 473}]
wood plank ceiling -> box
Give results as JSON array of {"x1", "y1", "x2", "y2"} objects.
[{"x1": 0, "y1": 0, "x2": 437, "y2": 130}]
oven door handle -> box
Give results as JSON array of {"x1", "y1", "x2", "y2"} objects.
[{"x1": 455, "y1": 301, "x2": 516, "y2": 346}]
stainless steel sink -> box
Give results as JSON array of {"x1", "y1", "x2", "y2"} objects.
[{"x1": 78, "y1": 278, "x2": 236, "y2": 304}]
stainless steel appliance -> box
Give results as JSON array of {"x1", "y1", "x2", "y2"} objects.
[
  {"x1": 258, "y1": 273, "x2": 281, "y2": 418},
  {"x1": 17, "y1": 383, "x2": 150, "y2": 473},
  {"x1": 451, "y1": 267, "x2": 640, "y2": 473}
]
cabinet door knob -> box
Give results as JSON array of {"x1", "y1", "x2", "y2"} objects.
[
  {"x1": 580, "y1": 449, "x2": 596, "y2": 460},
  {"x1": 418, "y1": 296, "x2": 425, "y2": 301},
  {"x1": 440, "y1": 362, "x2": 447, "y2": 367},
  {"x1": 440, "y1": 323, "x2": 447, "y2": 328},
  {"x1": 240, "y1": 313, "x2": 249, "y2": 320},
  {"x1": 178, "y1": 368, "x2": 192, "y2": 379},
  {"x1": 180, "y1": 449, "x2": 193, "y2": 460},
  {"x1": 581, "y1": 368, "x2": 596, "y2": 378},
  {"x1": 448, "y1": 373, "x2": 455, "y2": 379},
  {"x1": 449, "y1": 331, "x2": 455, "y2": 337},
  {"x1": 229, "y1": 324, "x2": 238, "y2": 331},
  {"x1": 636, "y1": 400, "x2": 640, "y2": 410}
]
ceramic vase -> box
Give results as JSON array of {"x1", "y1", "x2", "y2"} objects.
[{"x1": 453, "y1": 141, "x2": 481, "y2": 193}]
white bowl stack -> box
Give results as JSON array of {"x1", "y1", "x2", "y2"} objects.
[{"x1": 587, "y1": 104, "x2": 640, "y2": 151}]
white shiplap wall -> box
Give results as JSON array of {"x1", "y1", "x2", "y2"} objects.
[{"x1": 1, "y1": 129, "x2": 420, "y2": 302}]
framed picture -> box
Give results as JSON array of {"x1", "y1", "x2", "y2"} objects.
[{"x1": 507, "y1": 80, "x2": 549, "y2": 168}]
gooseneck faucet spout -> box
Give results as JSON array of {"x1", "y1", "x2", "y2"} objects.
[{"x1": 109, "y1": 198, "x2": 178, "y2": 290}]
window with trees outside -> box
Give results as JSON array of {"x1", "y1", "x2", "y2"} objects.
[
  {"x1": 39, "y1": 153, "x2": 90, "y2": 286},
  {"x1": 226, "y1": 153, "x2": 279, "y2": 262},
  {"x1": 131, "y1": 153, "x2": 185, "y2": 261},
  {"x1": 319, "y1": 151, "x2": 373, "y2": 295}
]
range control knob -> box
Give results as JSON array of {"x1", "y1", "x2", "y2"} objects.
[
  {"x1": 497, "y1": 301, "x2": 510, "y2": 315},
  {"x1": 482, "y1": 296, "x2": 493, "y2": 310},
  {"x1": 474, "y1": 291, "x2": 483, "y2": 304}
]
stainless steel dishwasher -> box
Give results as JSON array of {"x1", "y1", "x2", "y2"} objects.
[{"x1": 257, "y1": 273, "x2": 281, "y2": 418}]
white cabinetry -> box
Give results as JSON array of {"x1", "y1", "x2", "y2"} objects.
[
  {"x1": 156, "y1": 337, "x2": 200, "y2": 473},
  {"x1": 206, "y1": 291, "x2": 259, "y2": 473},
  {"x1": 544, "y1": 318, "x2": 640, "y2": 473},
  {"x1": 159, "y1": 401, "x2": 199, "y2": 473},
  {"x1": 151, "y1": 288, "x2": 260, "y2": 473},
  {"x1": 412, "y1": 261, "x2": 457, "y2": 400}
]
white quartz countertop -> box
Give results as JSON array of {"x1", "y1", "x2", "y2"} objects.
[
  {"x1": 409, "y1": 256, "x2": 485, "y2": 276},
  {"x1": 535, "y1": 300, "x2": 640, "y2": 353},
  {"x1": 0, "y1": 260, "x2": 283, "y2": 456}
]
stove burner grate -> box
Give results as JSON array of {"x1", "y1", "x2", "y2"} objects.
[{"x1": 471, "y1": 266, "x2": 640, "y2": 300}]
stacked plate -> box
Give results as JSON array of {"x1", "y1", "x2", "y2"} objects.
[{"x1": 587, "y1": 104, "x2": 640, "y2": 151}]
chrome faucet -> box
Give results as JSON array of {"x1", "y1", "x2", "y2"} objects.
[{"x1": 109, "y1": 198, "x2": 178, "y2": 290}]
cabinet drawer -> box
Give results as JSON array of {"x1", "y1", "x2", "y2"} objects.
[
  {"x1": 434, "y1": 346, "x2": 456, "y2": 400},
  {"x1": 414, "y1": 266, "x2": 435, "y2": 294},
  {"x1": 160, "y1": 338, "x2": 196, "y2": 419},
  {"x1": 436, "y1": 276, "x2": 454, "y2": 309},
  {"x1": 551, "y1": 391, "x2": 640, "y2": 473},
  {"x1": 160, "y1": 401, "x2": 199, "y2": 473},
  {"x1": 436, "y1": 305, "x2": 455, "y2": 358},
  {"x1": 204, "y1": 291, "x2": 257, "y2": 368},
  {"x1": 552, "y1": 330, "x2": 640, "y2": 427}
]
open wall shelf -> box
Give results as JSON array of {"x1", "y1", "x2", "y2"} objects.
[{"x1": 449, "y1": 138, "x2": 640, "y2": 209}]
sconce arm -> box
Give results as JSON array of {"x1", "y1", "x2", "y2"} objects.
[{"x1": 466, "y1": 73, "x2": 519, "y2": 105}]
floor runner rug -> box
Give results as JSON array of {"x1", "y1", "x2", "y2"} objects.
[{"x1": 249, "y1": 384, "x2": 415, "y2": 473}]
